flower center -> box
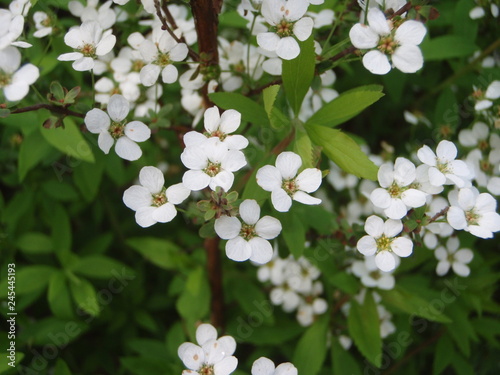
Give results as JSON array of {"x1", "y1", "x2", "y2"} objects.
[
  {"x1": 240, "y1": 223, "x2": 256, "y2": 240},
  {"x1": 387, "y1": 182, "x2": 406, "y2": 198},
  {"x1": 154, "y1": 52, "x2": 171, "y2": 67},
  {"x1": 152, "y1": 189, "x2": 167, "y2": 207},
  {"x1": 0, "y1": 71, "x2": 12, "y2": 88},
  {"x1": 199, "y1": 364, "x2": 214, "y2": 375},
  {"x1": 369, "y1": 270, "x2": 382, "y2": 280},
  {"x1": 436, "y1": 159, "x2": 451, "y2": 174},
  {"x1": 204, "y1": 161, "x2": 221, "y2": 177},
  {"x1": 377, "y1": 36, "x2": 398, "y2": 54},
  {"x1": 282, "y1": 178, "x2": 298, "y2": 197},
  {"x1": 376, "y1": 235, "x2": 393, "y2": 252},
  {"x1": 478, "y1": 139, "x2": 489, "y2": 151},
  {"x1": 109, "y1": 121, "x2": 125, "y2": 139},
  {"x1": 41, "y1": 16, "x2": 52, "y2": 27},
  {"x1": 132, "y1": 59, "x2": 145, "y2": 72},
  {"x1": 205, "y1": 129, "x2": 227, "y2": 141},
  {"x1": 80, "y1": 43, "x2": 96, "y2": 58},
  {"x1": 465, "y1": 209, "x2": 480, "y2": 226},
  {"x1": 480, "y1": 159, "x2": 492, "y2": 173},
  {"x1": 275, "y1": 19, "x2": 294, "y2": 37}
]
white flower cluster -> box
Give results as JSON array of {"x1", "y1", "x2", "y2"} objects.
[
  {"x1": 178, "y1": 323, "x2": 297, "y2": 375},
  {"x1": 0, "y1": 0, "x2": 39, "y2": 102},
  {"x1": 257, "y1": 250, "x2": 328, "y2": 326}
]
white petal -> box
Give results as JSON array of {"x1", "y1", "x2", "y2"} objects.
[
  {"x1": 115, "y1": 136, "x2": 142, "y2": 161},
  {"x1": 239, "y1": 199, "x2": 261, "y2": 225},
  {"x1": 226, "y1": 237, "x2": 252, "y2": 261},
  {"x1": 224, "y1": 135, "x2": 249, "y2": 150},
  {"x1": 436, "y1": 261, "x2": 450, "y2": 276},
  {"x1": 214, "y1": 356, "x2": 238, "y2": 375},
  {"x1": 169, "y1": 43, "x2": 188, "y2": 61},
  {"x1": 428, "y1": 167, "x2": 446, "y2": 187},
  {"x1": 255, "y1": 216, "x2": 282, "y2": 239},
  {"x1": 180, "y1": 344, "x2": 205, "y2": 370},
  {"x1": 252, "y1": 357, "x2": 275, "y2": 375},
  {"x1": 152, "y1": 203, "x2": 177, "y2": 223},
  {"x1": 196, "y1": 324, "x2": 217, "y2": 346},
  {"x1": 383, "y1": 219, "x2": 403, "y2": 238},
  {"x1": 181, "y1": 147, "x2": 208, "y2": 170},
  {"x1": 271, "y1": 189, "x2": 293, "y2": 212},
  {"x1": 293, "y1": 17, "x2": 313, "y2": 41},
  {"x1": 135, "y1": 207, "x2": 157, "y2": 228},
  {"x1": 349, "y1": 23, "x2": 379, "y2": 49},
  {"x1": 436, "y1": 140, "x2": 457, "y2": 161},
  {"x1": 85, "y1": 108, "x2": 110, "y2": 133},
  {"x1": 392, "y1": 44, "x2": 423, "y2": 73},
  {"x1": 220, "y1": 109, "x2": 241, "y2": 134},
  {"x1": 370, "y1": 188, "x2": 391, "y2": 209},
  {"x1": 457, "y1": 188, "x2": 476, "y2": 211},
  {"x1": 214, "y1": 216, "x2": 241, "y2": 240},
  {"x1": 166, "y1": 183, "x2": 191, "y2": 204},
  {"x1": 73, "y1": 57, "x2": 95, "y2": 71},
  {"x1": 58, "y1": 52, "x2": 83, "y2": 61},
  {"x1": 222, "y1": 150, "x2": 247, "y2": 172},
  {"x1": 257, "y1": 32, "x2": 280, "y2": 52},
  {"x1": 357, "y1": 235, "x2": 377, "y2": 256},
  {"x1": 391, "y1": 237, "x2": 413, "y2": 257},
  {"x1": 486, "y1": 80, "x2": 500, "y2": 100},
  {"x1": 367, "y1": 8, "x2": 391, "y2": 35},
  {"x1": 249, "y1": 237, "x2": 274, "y2": 265},
  {"x1": 256, "y1": 165, "x2": 282, "y2": 191},
  {"x1": 375, "y1": 251, "x2": 397, "y2": 272},
  {"x1": 395, "y1": 20, "x2": 426, "y2": 45},
  {"x1": 182, "y1": 170, "x2": 211, "y2": 191},
  {"x1": 125, "y1": 121, "x2": 151, "y2": 142},
  {"x1": 295, "y1": 168, "x2": 322, "y2": 193},
  {"x1": 452, "y1": 263, "x2": 470, "y2": 277},
  {"x1": 204, "y1": 106, "x2": 221, "y2": 133},
  {"x1": 455, "y1": 249, "x2": 473, "y2": 264},
  {"x1": 417, "y1": 145, "x2": 437, "y2": 166},
  {"x1": 96, "y1": 34, "x2": 116, "y2": 56},
  {"x1": 184, "y1": 131, "x2": 208, "y2": 147},
  {"x1": 108, "y1": 94, "x2": 130, "y2": 122},
  {"x1": 276, "y1": 37, "x2": 300, "y2": 60},
  {"x1": 98, "y1": 131, "x2": 114, "y2": 154},
  {"x1": 209, "y1": 170, "x2": 235, "y2": 191},
  {"x1": 162, "y1": 64, "x2": 179, "y2": 84},
  {"x1": 140, "y1": 64, "x2": 161, "y2": 86},
  {"x1": 292, "y1": 190, "x2": 321, "y2": 205},
  {"x1": 365, "y1": 215, "x2": 385, "y2": 237},
  {"x1": 139, "y1": 166, "x2": 164, "y2": 194},
  {"x1": 362, "y1": 50, "x2": 391, "y2": 75},
  {"x1": 401, "y1": 189, "x2": 427, "y2": 208},
  {"x1": 123, "y1": 185, "x2": 152, "y2": 210},
  {"x1": 276, "y1": 152, "x2": 302, "y2": 179},
  {"x1": 447, "y1": 206, "x2": 467, "y2": 230}
]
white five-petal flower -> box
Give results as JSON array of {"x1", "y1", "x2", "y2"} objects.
[
  {"x1": 123, "y1": 166, "x2": 190, "y2": 227},
  {"x1": 434, "y1": 237, "x2": 473, "y2": 277},
  {"x1": 215, "y1": 199, "x2": 282, "y2": 264},
  {"x1": 0, "y1": 46, "x2": 39, "y2": 102},
  {"x1": 356, "y1": 215, "x2": 413, "y2": 272},
  {"x1": 85, "y1": 94, "x2": 151, "y2": 160},
  {"x1": 256, "y1": 151, "x2": 322, "y2": 212}
]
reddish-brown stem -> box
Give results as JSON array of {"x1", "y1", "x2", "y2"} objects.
[
  {"x1": 9, "y1": 103, "x2": 85, "y2": 118},
  {"x1": 428, "y1": 206, "x2": 449, "y2": 224},
  {"x1": 205, "y1": 237, "x2": 224, "y2": 329},
  {"x1": 390, "y1": 1, "x2": 413, "y2": 18}
]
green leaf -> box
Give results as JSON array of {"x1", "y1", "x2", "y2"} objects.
[
  {"x1": 0, "y1": 353, "x2": 24, "y2": 373},
  {"x1": 70, "y1": 255, "x2": 135, "y2": 280},
  {"x1": 293, "y1": 314, "x2": 329, "y2": 375},
  {"x1": 279, "y1": 212, "x2": 306, "y2": 258},
  {"x1": 18, "y1": 128, "x2": 54, "y2": 181},
  {"x1": 73, "y1": 160, "x2": 104, "y2": 202},
  {"x1": 48, "y1": 272, "x2": 74, "y2": 319},
  {"x1": 433, "y1": 334, "x2": 454, "y2": 375},
  {"x1": 41, "y1": 117, "x2": 95, "y2": 163},
  {"x1": 420, "y1": 35, "x2": 478, "y2": 61},
  {"x1": 379, "y1": 286, "x2": 452, "y2": 323},
  {"x1": 263, "y1": 84, "x2": 281, "y2": 116},
  {"x1": 332, "y1": 338, "x2": 362, "y2": 375},
  {"x1": 293, "y1": 125, "x2": 315, "y2": 170},
  {"x1": 445, "y1": 306, "x2": 478, "y2": 357},
  {"x1": 50, "y1": 204, "x2": 72, "y2": 262},
  {"x1": 16, "y1": 232, "x2": 53, "y2": 254},
  {"x1": 126, "y1": 237, "x2": 192, "y2": 271},
  {"x1": 229, "y1": 276, "x2": 274, "y2": 325},
  {"x1": 176, "y1": 267, "x2": 210, "y2": 322},
  {"x1": 306, "y1": 85, "x2": 384, "y2": 128},
  {"x1": 50, "y1": 81, "x2": 65, "y2": 101},
  {"x1": 70, "y1": 277, "x2": 100, "y2": 317},
  {"x1": 471, "y1": 317, "x2": 500, "y2": 349},
  {"x1": 209, "y1": 92, "x2": 270, "y2": 127},
  {"x1": 0, "y1": 265, "x2": 55, "y2": 298},
  {"x1": 348, "y1": 291, "x2": 382, "y2": 367},
  {"x1": 306, "y1": 124, "x2": 378, "y2": 180},
  {"x1": 282, "y1": 36, "x2": 315, "y2": 116},
  {"x1": 18, "y1": 317, "x2": 87, "y2": 346},
  {"x1": 54, "y1": 359, "x2": 72, "y2": 375},
  {"x1": 434, "y1": 88, "x2": 458, "y2": 127},
  {"x1": 121, "y1": 357, "x2": 172, "y2": 375}
]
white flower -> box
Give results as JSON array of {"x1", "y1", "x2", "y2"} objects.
[
  {"x1": 257, "y1": 0, "x2": 314, "y2": 60},
  {"x1": 447, "y1": 188, "x2": 500, "y2": 239},
  {"x1": 0, "y1": 46, "x2": 39, "y2": 102},
  {"x1": 459, "y1": 122, "x2": 490, "y2": 148},
  {"x1": 357, "y1": 215, "x2": 413, "y2": 272},
  {"x1": 181, "y1": 137, "x2": 247, "y2": 191},
  {"x1": 123, "y1": 167, "x2": 190, "y2": 227},
  {"x1": 183, "y1": 107, "x2": 249, "y2": 150},
  {"x1": 327, "y1": 161, "x2": 358, "y2": 191},
  {"x1": 251, "y1": 357, "x2": 297, "y2": 375},
  {"x1": 296, "y1": 281, "x2": 327, "y2": 326},
  {"x1": 178, "y1": 323, "x2": 238, "y2": 375},
  {"x1": 256, "y1": 151, "x2": 322, "y2": 212},
  {"x1": 85, "y1": 94, "x2": 151, "y2": 160},
  {"x1": 139, "y1": 26, "x2": 188, "y2": 86},
  {"x1": 351, "y1": 255, "x2": 395, "y2": 290},
  {"x1": 370, "y1": 157, "x2": 427, "y2": 219},
  {"x1": 33, "y1": 11, "x2": 54, "y2": 38},
  {"x1": 0, "y1": 9, "x2": 25, "y2": 49},
  {"x1": 215, "y1": 199, "x2": 282, "y2": 264},
  {"x1": 434, "y1": 237, "x2": 473, "y2": 277},
  {"x1": 68, "y1": 0, "x2": 116, "y2": 29},
  {"x1": 349, "y1": 7, "x2": 426, "y2": 74},
  {"x1": 474, "y1": 80, "x2": 500, "y2": 111},
  {"x1": 58, "y1": 21, "x2": 116, "y2": 71},
  {"x1": 417, "y1": 140, "x2": 472, "y2": 188}
]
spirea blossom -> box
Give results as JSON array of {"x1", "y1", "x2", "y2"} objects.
[
  {"x1": 256, "y1": 151, "x2": 322, "y2": 212},
  {"x1": 356, "y1": 215, "x2": 413, "y2": 272},
  {"x1": 0, "y1": 46, "x2": 39, "y2": 101},
  {"x1": 178, "y1": 323, "x2": 238, "y2": 375},
  {"x1": 251, "y1": 357, "x2": 297, "y2": 375},
  {"x1": 123, "y1": 166, "x2": 190, "y2": 227},
  {"x1": 85, "y1": 94, "x2": 151, "y2": 160},
  {"x1": 349, "y1": 7, "x2": 426, "y2": 74},
  {"x1": 215, "y1": 199, "x2": 282, "y2": 264},
  {"x1": 434, "y1": 237, "x2": 474, "y2": 277}
]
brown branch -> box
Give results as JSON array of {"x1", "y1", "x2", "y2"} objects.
[
  {"x1": 428, "y1": 206, "x2": 449, "y2": 224},
  {"x1": 330, "y1": 46, "x2": 358, "y2": 63},
  {"x1": 246, "y1": 78, "x2": 283, "y2": 97},
  {"x1": 9, "y1": 103, "x2": 85, "y2": 118},
  {"x1": 390, "y1": 1, "x2": 413, "y2": 18},
  {"x1": 205, "y1": 237, "x2": 224, "y2": 329}
]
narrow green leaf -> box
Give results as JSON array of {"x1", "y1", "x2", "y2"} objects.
[
  {"x1": 306, "y1": 124, "x2": 378, "y2": 180},
  {"x1": 0, "y1": 265, "x2": 55, "y2": 298},
  {"x1": 378, "y1": 286, "x2": 452, "y2": 323},
  {"x1": 306, "y1": 85, "x2": 384, "y2": 128},
  {"x1": 50, "y1": 204, "x2": 72, "y2": 262},
  {"x1": 348, "y1": 291, "x2": 382, "y2": 367},
  {"x1": 54, "y1": 359, "x2": 72, "y2": 375},
  {"x1": 332, "y1": 338, "x2": 362, "y2": 375},
  {"x1": 70, "y1": 255, "x2": 135, "y2": 280},
  {"x1": 263, "y1": 85, "x2": 280, "y2": 116},
  {"x1": 445, "y1": 306, "x2": 478, "y2": 357},
  {"x1": 48, "y1": 272, "x2": 74, "y2": 319},
  {"x1": 433, "y1": 334, "x2": 454, "y2": 375},
  {"x1": 420, "y1": 35, "x2": 478, "y2": 61},
  {"x1": 70, "y1": 277, "x2": 100, "y2": 317},
  {"x1": 279, "y1": 212, "x2": 306, "y2": 258},
  {"x1": 16, "y1": 232, "x2": 53, "y2": 254},
  {"x1": 176, "y1": 267, "x2": 210, "y2": 322},
  {"x1": 282, "y1": 36, "x2": 315, "y2": 116},
  {"x1": 126, "y1": 237, "x2": 192, "y2": 271},
  {"x1": 293, "y1": 314, "x2": 329, "y2": 375},
  {"x1": 18, "y1": 128, "x2": 54, "y2": 181},
  {"x1": 41, "y1": 117, "x2": 95, "y2": 163},
  {"x1": 209, "y1": 92, "x2": 270, "y2": 126},
  {"x1": 73, "y1": 160, "x2": 104, "y2": 202},
  {"x1": 293, "y1": 125, "x2": 315, "y2": 170}
]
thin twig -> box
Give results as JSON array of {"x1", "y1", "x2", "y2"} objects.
[
  {"x1": 205, "y1": 237, "x2": 224, "y2": 329},
  {"x1": 428, "y1": 206, "x2": 449, "y2": 224},
  {"x1": 390, "y1": 1, "x2": 413, "y2": 18},
  {"x1": 10, "y1": 103, "x2": 85, "y2": 118}
]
